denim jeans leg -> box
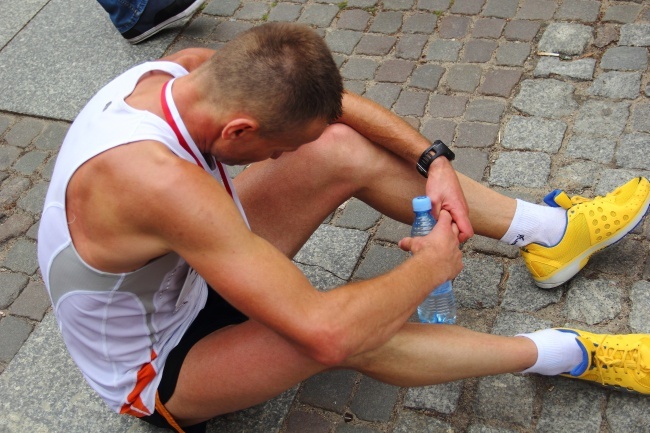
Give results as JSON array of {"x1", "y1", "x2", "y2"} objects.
[{"x1": 96, "y1": 0, "x2": 149, "y2": 33}]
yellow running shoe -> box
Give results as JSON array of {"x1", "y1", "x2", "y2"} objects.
[
  {"x1": 521, "y1": 177, "x2": 650, "y2": 289},
  {"x1": 557, "y1": 328, "x2": 650, "y2": 395}
]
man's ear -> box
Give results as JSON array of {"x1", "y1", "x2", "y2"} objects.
[{"x1": 222, "y1": 118, "x2": 259, "y2": 140}]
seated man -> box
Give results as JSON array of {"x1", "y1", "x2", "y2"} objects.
[{"x1": 37, "y1": 22, "x2": 650, "y2": 433}]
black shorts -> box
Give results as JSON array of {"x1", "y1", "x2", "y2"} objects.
[{"x1": 140, "y1": 288, "x2": 248, "y2": 432}]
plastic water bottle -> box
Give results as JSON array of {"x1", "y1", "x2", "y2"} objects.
[{"x1": 411, "y1": 196, "x2": 457, "y2": 324}]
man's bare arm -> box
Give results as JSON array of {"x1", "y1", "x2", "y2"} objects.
[{"x1": 336, "y1": 91, "x2": 473, "y2": 241}]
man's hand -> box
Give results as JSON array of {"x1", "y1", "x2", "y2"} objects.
[
  {"x1": 398, "y1": 210, "x2": 463, "y2": 284},
  {"x1": 426, "y1": 157, "x2": 474, "y2": 243}
]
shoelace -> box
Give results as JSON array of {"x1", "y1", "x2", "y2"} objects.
[{"x1": 591, "y1": 337, "x2": 649, "y2": 386}]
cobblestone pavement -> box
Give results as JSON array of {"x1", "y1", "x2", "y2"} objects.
[{"x1": 1, "y1": 0, "x2": 650, "y2": 432}]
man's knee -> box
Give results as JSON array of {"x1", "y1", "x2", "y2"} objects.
[{"x1": 304, "y1": 123, "x2": 378, "y2": 175}]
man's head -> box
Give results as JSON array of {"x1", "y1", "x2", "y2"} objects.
[{"x1": 195, "y1": 22, "x2": 343, "y2": 137}]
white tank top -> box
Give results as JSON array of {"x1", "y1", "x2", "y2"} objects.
[{"x1": 37, "y1": 61, "x2": 246, "y2": 417}]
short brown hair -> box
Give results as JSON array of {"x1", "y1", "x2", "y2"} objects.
[{"x1": 197, "y1": 23, "x2": 343, "y2": 136}]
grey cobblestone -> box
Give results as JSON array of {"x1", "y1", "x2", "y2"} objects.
[
  {"x1": 619, "y1": 23, "x2": 650, "y2": 46},
  {"x1": 553, "y1": 160, "x2": 604, "y2": 191},
  {"x1": 353, "y1": 244, "x2": 409, "y2": 279},
  {"x1": 587, "y1": 71, "x2": 642, "y2": 99},
  {"x1": 0, "y1": 272, "x2": 29, "y2": 310},
  {"x1": 603, "y1": 3, "x2": 642, "y2": 24},
  {"x1": 631, "y1": 102, "x2": 650, "y2": 133},
  {"x1": 464, "y1": 98, "x2": 506, "y2": 123},
  {"x1": 555, "y1": 0, "x2": 601, "y2": 23},
  {"x1": 395, "y1": 33, "x2": 428, "y2": 59},
  {"x1": 444, "y1": 64, "x2": 482, "y2": 92},
  {"x1": 394, "y1": 90, "x2": 429, "y2": 116},
  {"x1": 0, "y1": 315, "x2": 34, "y2": 364},
  {"x1": 298, "y1": 4, "x2": 339, "y2": 27},
  {"x1": 326, "y1": 29, "x2": 363, "y2": 54},
  {"x1": 410, "y1": 64, "x2": 445, "y2": 90},
  {"x1": 489, "y1": 150, "x2": 551, "y2": 188},
  {"x1": 369, "y1": 11, "x2": 403, "y2": 34},
  {"x1": 0, "y1": 213, "x2": 33, "y2": 245},
  {"x1": 341, "y1": 58, "x2": 379, "y2": 80},
  {"x1": 355, "y1": 34, "x2": 397, "y2": 55},
  {"x1": 473, "y1": 17, "x2": 505, "y2": 38},
  {"x1": 502, "y1": 116, "x2": 566, "y2": 153},
  {"x1": 452, "y1": 0, "x2": 486, "y2": 15},
  {"x1": 393, "y1": 410, "x2": 452, "y2": 432},
  {"x1": 475, "y1": 374, "x2": 535, "y2": 427},
  {"x1": 364, "y1": 82, "x2": 402, "y2": 108},
  {"x1": 565, "y1": 135, "x2": 615, "y2": 164},
  {"x1": 438, "y1": 15, "x2": 471, "y2": 38},
  {"x1": 4, "y1": 118, "x2": 44, "y2": 149},
  {"x1": 9, "y1": 280, "x2": 50, "y2": 321},
  {"x1": 456, "y1": 122, "x2": 499, "y2": 148},
  {"x1": 204, "y1": 0, "x2": 241, "y2": 16},
  {"x1": 536, "y1": 379, "x2": 605, "y2": 433},
  {"x1": 478, "y1": 68, "x2": 522, "y2": 97},
  {"x1": 629, "y1": 280, "x2": 650, "y2": 333},
  {"x1": 375, "y1": 59, "x2": 414, "y2": 82},
  {"x1": 513, "y1": 79, "x2": 578, "y2": 118},
  {"x1": 336, "y1": 9, "x2": 371, "y2": 30},
  {"x1": 533, "y1": 57, "x2": 596, "y2": 80},
  {"x1": 538, "y1": 23, "x2": 593, "y2": 56},
  {"x1": 601, "y1": 46, "x2": 648, "y2": 71},
  {"x1": 349, "y1": 376, "x2": 399, "y2": 421},
  {"x1": 429, "y1": 94, "x2": 468, "y2": 118},
  {"x1": 495, "y1": 41, "x2": 530, "y2": 66},
  {"x1": 403, "y1": 12, "x2": 437, "y2": 33},
  {"x1": 268, "y1": 4, "x2": 303, "y2": 22},
  {"x1": 501, "y1": 264, "x2": 562, "y2": 312},
  {"x1": 454, "y1": 256, "x2": 502, "y2": 308},
  {"x1": 516, "y1": 0, "x2": 556, "y2": 20},
  {"x1": 463, "y1": 39, "x2": 498, "y2": 63},
  {"x1": 617, "y1": 133, "x2": 650, "y2": 170},
  {"x1": 404, "y1": 381, "x2": 462, "y2": 414},
  {"x1": 573, "y1": 100, "x2": 630, "y2": 137},
  {"x1": 482, "y1": 0, "x2": 519, "y2": 19},
  {"x1": 0, "y1": 146, "x2": 21, "y2": 171},
  {"x1": 565, "y1": 277, "x2": 622, "y2": 325},
  {"x1": 503, "y1": 19, "x2": 540, "y2": 41}
]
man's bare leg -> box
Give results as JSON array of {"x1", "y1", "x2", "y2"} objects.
[{"x1": 165, "y1": 321, "x2": 536, "y2": 426}]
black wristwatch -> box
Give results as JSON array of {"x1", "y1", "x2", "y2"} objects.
[{"x1": 416, "y1": 140, "x2": 455, "y2": 178}]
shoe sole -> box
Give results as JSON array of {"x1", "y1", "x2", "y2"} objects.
[
  {"x1": 126, "y1": 0, "x2": 205, "y2": 44},
  {"x1": 534, "y1": 190, "x2": 650, "y2": 289}
]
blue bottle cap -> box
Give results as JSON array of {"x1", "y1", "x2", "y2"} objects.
[{"x1": 412, "y1": 196, "x2": 432, "y2": 212}]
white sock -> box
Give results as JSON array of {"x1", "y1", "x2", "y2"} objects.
[
  {"x1": 517, "y1": 329, "x2": 585, "y2": 376},
  {"x1": 500, "y1": 199, "x2": 567, "y2": 247}
]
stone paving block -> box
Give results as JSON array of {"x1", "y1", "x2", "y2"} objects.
[
  {"x1": 212, "y1": 20, "x2": 254, "y2": 41},
  {"x1": 426, "y1": 39, "x2": 462, "y2": 61},
  {"x1": 489, "y1": 151, "x2": 551, "y2": 188},
  {"x1": 465, "y1": 235, "x2": 519, "y2": 258},
  {"x1": 326, "y1": 29, "x2": 363, "y2": 54},
  {"x1": 268, "y1": 3, "x2": 303, "y2": 22},
  {"x1": 503, "y1": 19, "x2": 540, "y2": 41},
  {"x1": 2, "y1": 239, "x2": 38, "y2": 275},
  {"x1": 513, "y1": 79, "x2": 578, "y2": 118},
  {"x1": 474, "y1": 374, "x2": 535, "y2": 427},
  {"x1": 452, "y1": 148, "x2": 488, "y2": 181},
  {"x1": 284, "y1": 410, "x2": 332, "y2": 433},
  {"x1": 410, "y1": 64, "x2": 445, "y2": 90},
  {"x1": 536, "y1": 378, "x2": 605, "y2": 433},
  {"x1": 335, "y1": 425, "x2": 382, "y2": 433},
  {"x1": 296, "y1": 263, "x2": 347, "y2": 291},
  {"x1": 0, "y1": 177, "x2": 31, "y2": 210},
  {"x1": 396, "y1": 34, "x2": 428, "y2": 59},
  {"x1": 472, "y1": 17, "x2": 505, "y2": 38},
  {"x1": 0, "y1": 0, "x2": 49, "y2": 49},
  {"x1": 335, "y1": 199, "x2": 381, "y2": 230},
  {"x1": 478, "y1": 69, "x2": 521, "y2": 97},
  {"x1": 464, "y1": 99, "x2": 506, "y2": 123},
  {"x1": 235, "y1": 2, "x2": 269, "y2": 20},
  {"x1": 375, "y1": 59, "x2": 415, "y2": 83},
  {"x1": 34, "y1": 122, "x2": 69, "y2": 150},
  {"x1": 416, "y1": 0, "x2": 450, "y2": 11},
  {"x1": 451, "y1": 0, "x2": 486, "y2": 15},
  {"x1": 587, "y1": 71, "x2": 642, "y2": 100},
  {"x1": 482, "y1": 0, "x2": 518, "y2": 19},
  {"x1": 501, "y1": 263, "x2": 562, "y2": 312},
  {"x1": 347, "y1": 0, "x2": 378, "y2": 7},
  {"x1": 404, "y1": 381, "x2": 462, "y2": 414},
  {"x1": 538, "y1": 23, "x2": 593, "y2": 56},
  {"x1": 300, "y1": 370, "x2": 358, "y2": 413},
  {"x1": 0, "y1": 115, "x2": 15, "y2": 137},
  {"x1": 533, "y1": 57, "x2": 596, "y2": 80},
  {"x1": 9, "y1": 280, "x2": 50, "y2": 321},
  {"x1": 468, "y1": 425, "x2": 519, "y2": 433},
  {"x1": 356, "y1": 34, "x2": 397, "y2": 55},
  {"x1": 491, "y1": 311, "x2": 552, "y2": 336},
  {"x1": 375, "y1": 218, "x2": 410, "y2": 244},
  {"x1": 603, "y1": 3, "x2": 642, "y2": 23},
  {"x1": 421, "y1": 118, "x2": 456, "y2": 145},
  {"x1": 341, "y1": 58, "x2": 379, "y2": 80},
  {"x1": 463, "y1": 39, "x2": 497, "y2": 63},
  {"x1": 502, "y1": 116, "x2": 567, "y2": 153},
  {"x1": 295, "y1": 224, "x2": 369, "y2": 279},
  {"x1": 13, "y1": 151, "x2": 48, "y2": 176},
  {"x1": 403, "y1": 12, "x2": 437, "y2": 34},
  {"x1": 0, "y1": 272, "x2": 29, "y2": 310},
  {"x1": 384, "y1": 0, "x2": 415, "y2": 10},
  {"x1": 298, "y1": 4, "x2": 339, "y2": 27},
  {"x1": 204, "y1": 0, "x2": 241, "y2": 16},
  {"x1": 363, "y1": 83, "x2": 402, "y2": 109},
  {"x1": 553, "y1": 160, "x2": 604, "y2": 191},
  {"x1": 454, "y1": 256, "x2": 501, "y2": 309},
  {"x1": 595, "y1": 168, "x2": 650, "y2": 197},
  {"x1": 456, "y1": 122, "x2": 499, "y2": 148},
  {"x1": 444, "y1": 64, "x2": 481, "y2": 92},
  {"x1": 0, "y1": 315, "x2": 34, "y2": 364},
  {"x1": 565, "y1": 135, "x2": 615, "y2": 164},
  {"x1": 617, "y1": 133, "x2": 650, "y2": 171},
  {"x1": 631, "y1": 102, "x2": 650, "y2": 133},
  {"x1": 17, "y1": 181, "x2": 49, "y2": 215},
  {"x1": 495, "y1": 41, "x2": 530, "y2": 66},
  {"x1": 438, "y1": 15, "x2": 471, "y2": 39},
  {"x1": 590, "y1": 237, "x2": 645, "y2": 278},
  {"x1": 516, "y1": 0, "x2": 557, "y2": 20},
  {"x1": 629, "y1": 280, "x2": 650, "y2": 333},
  {"x1": 183, "y1": 15, "x2": 216, "y2": 39},
  {"x1": 394, "y1": 91, "x2": 429, "y2": 117},
  {"x1": 594, "y1": 24, "x2": 618, "y2": 48},
  {"x1": 369, "y1": 11, "x2": 403, "y2": 34},
  {"x1": 393, "y1": 410, "x2": 452, "y2": 432},
  {"x1": 555, "y1": 0, "x2": 601, "y2": 23},
  {"x1": 40, "y1": 156, "x2": 57, "y2": 182},
  {"x1": 5, "y1": 118, "x2": 45, "y2": 149},
  {"x1": 429, "y1": 95, "x2": 468, "y2": 118},
  {"x1": 0, "y1": 213, "x2": 33, "y2": 245},
  {"x1": 353, "y1": 244, "x2": 409, "y2": 279},
  {"x1": 619, "y1": 23, "x2": 650, "y2": 46},
  {"x1": 565, "y1": 277, "x2": 622, "y2": 325},
  {"x1": 349, "y1": 376, "x2": 399, "y2": 421},
  {"x1": 601, "y1": 46, "x2": 648, "y2": 71},
  {"x1": 0, "y1": 146, "x2": 21, "y2": 171},
  {"x1": 606, "y1": 392, "x2": 650, "y2": 432},
  {"x1": 573, "y1": 100, "x2": 630, "y2": 137},
  {"x1": 337, "y1": 9, "x2": 371, "y2": 30}
]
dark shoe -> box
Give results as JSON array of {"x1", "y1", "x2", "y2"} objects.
[{"x1": 121, "y1": 0, "x2": 205, "y2": 44}]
